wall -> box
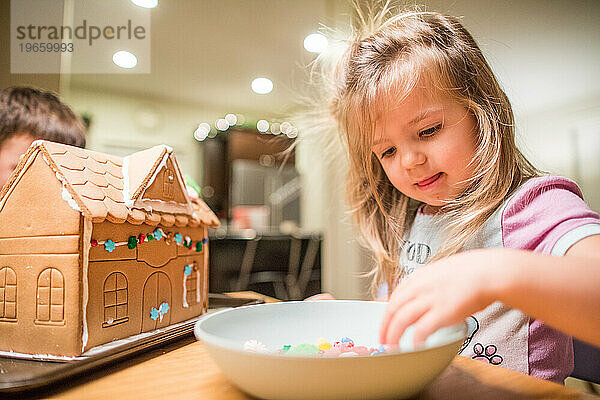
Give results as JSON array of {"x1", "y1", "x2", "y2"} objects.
[
  {"x1": 64, "y1": 86, "x2": 226, "y2": 184},
  {"x1": 517, "y1": 94, "x2": 600, "y2": 211}
]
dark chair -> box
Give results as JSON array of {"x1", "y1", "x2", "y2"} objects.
[
  {"x1": 571, "y1": 339, "x2": 600, "y2": 384},
  {"x1": 235, "y1": 234, "x2": 292, "y2": 300}
]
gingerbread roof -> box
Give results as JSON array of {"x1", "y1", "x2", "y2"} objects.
[{"x1": 0, "y1": 140, "x2": 219, "y2": 228}]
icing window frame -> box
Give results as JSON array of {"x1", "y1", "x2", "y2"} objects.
[
  {"x1": 35, "y1": 267, "x2": 65, "y2": 326},
  {"x1": 183, "y1": 262, "x2": 201, "y2": 307},
  {"x1": 163, "y1": 167, "x2": 175, "y2": 199},
  {"x1": 0, "y1": 266, "x2": 17, "y2": 322},
  {"x1": 102, "y1": 271, "x2": 129, "y2": 328}
]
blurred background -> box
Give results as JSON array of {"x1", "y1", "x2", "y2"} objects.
[{"x1": 1, "y1": 0, "x2": 599, "y2": 301}]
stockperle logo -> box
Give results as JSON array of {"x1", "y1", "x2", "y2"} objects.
[{"x1": 11, "y1": 0, "x2": 151, "y2": 74}]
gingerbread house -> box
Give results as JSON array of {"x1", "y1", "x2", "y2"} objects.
[{"x1": 0, "y1": 140, "x2": 219, "y2": 358}]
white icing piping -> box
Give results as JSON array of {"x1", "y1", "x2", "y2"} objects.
[
  {"x1": 61, "y1": 186, "x2": 81, "y2": 211},
  {"x1": 195, "y1": 268, "x2": 201, "y2": 303},
  {"x1": 81, "y1": 218, "x2": 92, "y2": 352},
  {"x1": 182, "y1": 273, "x2": 189, "y2": 308},
  {"x1": 121, "y1": 155, "x2": 134, "y2": 207},
  {"x1": 0, "y1": 350, "x2": 81, "y2": 361}
]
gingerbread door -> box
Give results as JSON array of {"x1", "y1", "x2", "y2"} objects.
[{"x1": 141, "y1": 271, "x2": 172, "y2": 333}]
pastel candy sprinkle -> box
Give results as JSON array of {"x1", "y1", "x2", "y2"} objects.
[
  {"x1": 316, "y1": 338, "x2": 332, "y2": 351},
  {"x1": 243, "y1": 337, "x2": 387, "y2": 358},
  {"x1": 243, "y1": 340, "x2": 269, "y2": 353}
]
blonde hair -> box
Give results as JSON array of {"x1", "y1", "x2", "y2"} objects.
[{"x1": 310, "y1": 3, "x2": 540, "y2": 296}]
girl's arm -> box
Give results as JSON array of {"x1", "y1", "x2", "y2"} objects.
[
  {"x1": 497, "y1": 235, "x2": 600, "y2": 347},
  {"x1": 379, "y1": 236, "x2": 600, "y2": 347}
]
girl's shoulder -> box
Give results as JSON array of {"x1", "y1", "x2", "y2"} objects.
[
  {"x1": 501, "y1": 175, "x2": 600, "y2": 253},
  {"x1": 511, "y1": 175, "x2": 583, "y2": 201},
  {"x1": 503, "y1": 175, "x2": 585, "y2": 215}
]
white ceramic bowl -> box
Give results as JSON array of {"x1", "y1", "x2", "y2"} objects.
[{"x1": 194, "y1": 301, "x2": 466, "y2": 400}]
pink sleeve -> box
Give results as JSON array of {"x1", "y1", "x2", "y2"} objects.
[
  {"x1": 501, "y1": 176, "x2": 600, "y2": 383},
  {"x1": 501, "y1": 176, "x2": 600, "y2": 254}
]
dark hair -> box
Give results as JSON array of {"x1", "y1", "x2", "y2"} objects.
[{"x1": 0, "y1": 87, "x2": 86, "y2": 148}]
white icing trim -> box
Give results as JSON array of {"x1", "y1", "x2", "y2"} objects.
[
  {"x1": 196, "y1": 268, "x2": 201, "y2": 303},
  {"x1": 61, "y1": 186, "x2": 81, "y2": 211},
  {"x1": 0, "y1": 350, "x2": 81, "y2": 361},
  {"x1": 183, "y1": 272, "x2": 189, "y2": 308},
  {"x1": 0, "y1": 149, "x2": 39, "y2": 212},
  {"x1": 551, "y1": 223, "x2": 600, "y2": 256},
  {"x1": 143, "y1": 152, "x2": 169, "y2": 198},
  {"x1": 0, "y1": 315, "x2": 206, "y2": 361},
  {"x1": 121, "y1": 155, "x2": 134, "y2": 207},
  {"x1": 81, "y1": 218, "x2": 92, "y2": 352}
]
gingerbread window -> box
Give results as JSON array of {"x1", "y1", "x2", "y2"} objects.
[
  {"x1": 35, "y1": 268, "x2": 64, "y2": 325},
  {"x1": 0, "y1": 267, "x2": 17, "y2": 321},
  {"x1": 163, "y1": 167, "x2": 175, "y2": 199},
  {"x1": 183, "y1": 263, "x2": 201, "y2": 307},
  {"x1": 103, "y1": 272, "x2": 129, "y2": 327}
]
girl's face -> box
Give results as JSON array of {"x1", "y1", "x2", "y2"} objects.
[{"x1": 372, "y1": 87, "x2": 478, "y2": 213}]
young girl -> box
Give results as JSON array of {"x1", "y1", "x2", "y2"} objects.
[{"x1": 314, "y1": 7, "x2": 600, "y2": 383}]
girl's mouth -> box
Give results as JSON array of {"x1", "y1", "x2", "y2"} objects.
[{"x1": 416, "y1": 173, "x2": 443, "y2": 190}]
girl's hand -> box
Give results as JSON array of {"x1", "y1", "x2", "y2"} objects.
[
  {"x1": 304, "y1": 292, "x2": 336, "y2": 301},
  {"x1": 379, "y1": 249, "x2": 503, "y2": 346}
]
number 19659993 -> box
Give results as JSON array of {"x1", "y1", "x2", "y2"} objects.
[{"x1": 19, "y1": 42, "x2": 73, "y2": 52}]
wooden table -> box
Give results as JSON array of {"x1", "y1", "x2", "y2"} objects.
[{"x1": 19, "y1": 293, "x2": 598, "y2": 399}]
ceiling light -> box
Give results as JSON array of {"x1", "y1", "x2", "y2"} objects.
[
  {"x1": 112, "y1": 51, "x2": 137, "y2": 69},
  {"x1": 257, "y1": 120, "x2": 269, "y2": 133},
  {"x1": 236, "y1": 114, "x2": 246, "y2": 125},
  {"x1": 270, "y1": 123, "x2": 281, "y2": 135},
  {"x1": 303, "y1": 33, "x2": 328, "y2": 53},
  {"x1": 131, "y1": 0, "x2": 158, "y2": 8},
  {"x1": 216, "y1": 119, "x2": 229, "y2": 131},
  {"x1": 251, "y1": 77, "x2": 273, "y2": 94},
  {"x1": 225, "y1": 113, "x2": 237, "y2": 126},
  {"x1": 280, "y1": 122, "x2": 292, "y2": 134},
  {"x1": 194, "y1": 123, "x2": 211, "y2": 141}
]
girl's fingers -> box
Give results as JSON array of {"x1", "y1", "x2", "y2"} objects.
[
  {"x1": 410, "y1": 310, "x2": 445, "y2": 346},
  {"x1": 382, "y1": 299, "x2": 429, "y2": 345},
  {"x1": 304, "y1": 293, "x2": 335, "y2": 301},
  {"x1": 379, "y1": 285, "x2": 416, "y2": 343}
]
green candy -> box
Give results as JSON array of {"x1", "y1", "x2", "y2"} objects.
[
  {"x1": 287, "y1": 344, "x2": 319, "y2": 356},
  {"x1": 127, "y1": 236, "x2": 138, "y2": 249}
]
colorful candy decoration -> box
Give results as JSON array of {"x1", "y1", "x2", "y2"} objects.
[
  {"x1": 127, "y1": 236, "x2": 138, "y2": 249},
  {"x1": 184, "y1": 264, "x2": 193, "y2": 276},
  {"x1": 104, "y1": 240, "x2": 115, "y2": 252},
  {"x1": 243, "y1": 340, "x2": 269, "y2": 353},
  {"x1": 150, "y1": 302, "x2": 170, "y2": 322},
  {"x1": 242, "y1": 337, "x2": 388, "y2": 358},
  {"x1": 91, "y1": 227, "x2": 208, "y2": 253}
]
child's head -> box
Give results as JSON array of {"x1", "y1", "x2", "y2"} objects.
[
  {"x1": 0, "y1": 86, "x2": 86, "y2": 188},
  {"x1": 327, "y1": 8, "x2": 538, "y2": 290}
]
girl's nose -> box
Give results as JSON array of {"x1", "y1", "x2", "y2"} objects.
[{"x1": 400, "y1": 148, "x2": 426, "y2": 169}]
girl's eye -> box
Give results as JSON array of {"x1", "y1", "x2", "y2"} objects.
[
  {"x1": 419, "y1": 124, "x2": 442, "y2": 138},
  {"x1": 380, "y1": 146, "x2": 396, "y2": 159}
]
